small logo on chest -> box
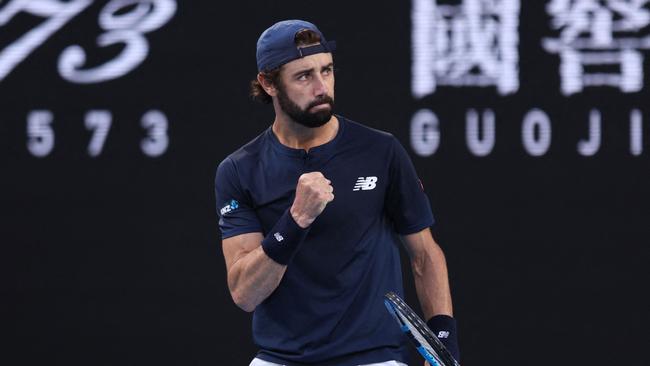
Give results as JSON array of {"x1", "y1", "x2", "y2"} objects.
[{"x1": 353, "y1": 176, "x2": 378, "y2": 191}]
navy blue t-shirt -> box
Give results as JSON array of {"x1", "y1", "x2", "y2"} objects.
[{"x1": 215, "y1": 116, "x2": 434, "y2": 366}]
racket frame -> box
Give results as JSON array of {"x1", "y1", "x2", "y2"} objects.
[{"x1": 384, "y1": 292, "x2": 460, "y2": 366}]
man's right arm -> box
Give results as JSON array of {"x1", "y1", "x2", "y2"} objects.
[{"x1": 221, "y1": 171, "x2": 334, "y2": 312}]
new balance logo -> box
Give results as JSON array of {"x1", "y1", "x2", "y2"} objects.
[
  {"x1": 437, "y1": 331, "x2": 450, "y2": 339},
  {"x1": 353, "y1": 176, "x2": 378, "y2": 191},
  {"x1": 274, "y1": 232, "x2": 284, "y2": 242}
]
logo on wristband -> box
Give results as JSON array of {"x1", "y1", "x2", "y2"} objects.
[
  {"x1": 437, "y1": 331, "x2": 450, "y2": 339},
  {"x1": 274, "y1": 232, "x2": 284, "y2": 242}
]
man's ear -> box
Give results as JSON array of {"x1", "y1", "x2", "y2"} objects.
[{"x1": 258, "y1": 73, "x2": 278, "y2": 97}]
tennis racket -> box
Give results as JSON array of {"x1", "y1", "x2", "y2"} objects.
[{"x1": 384, "y1": 292, "x2": 459, "y2": 366}]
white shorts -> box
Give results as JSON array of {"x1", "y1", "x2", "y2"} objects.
[{"x1": 249, "y1": 358, "x2": 407, "y2": 366}]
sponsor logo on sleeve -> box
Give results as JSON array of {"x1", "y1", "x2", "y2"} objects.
[{"x1": 219, "y1": 199, "x2": 239, "y2": 215}]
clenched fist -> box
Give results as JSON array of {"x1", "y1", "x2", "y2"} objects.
[{"x1": 290, "y1": 172, "x2": 334, "y2": 228}]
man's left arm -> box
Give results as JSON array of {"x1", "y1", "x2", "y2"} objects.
[{"x1": 401, "y1": 227, "x2": 460, "y2": 362}]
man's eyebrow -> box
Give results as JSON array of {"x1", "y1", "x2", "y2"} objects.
[
  {"x1": 291, "y1": 63, "x2": 335, "y2": 77},
  {"x1": 291, "y1": 67, "x2": 314, "y2": 77}
]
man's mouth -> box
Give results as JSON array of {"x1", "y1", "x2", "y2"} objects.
[{"x1": 310, "y1": 103, "x2": 331, "y2": 110}]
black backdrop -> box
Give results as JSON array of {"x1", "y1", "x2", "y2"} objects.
[{"x1": 2, "y1": 1, "x2": 649, "y2": 365}]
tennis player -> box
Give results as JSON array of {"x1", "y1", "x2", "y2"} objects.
[{"x1": 215, "y1": 20, "x2": 460, "y2": 366}]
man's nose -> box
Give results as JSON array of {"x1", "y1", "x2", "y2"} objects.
[{"x1": 312, "y1": 74, "x2": 328, "y2": 96}]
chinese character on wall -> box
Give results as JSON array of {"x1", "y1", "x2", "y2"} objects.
[
  {"x1": 412, "y1": 0, "x2": 521, "y2": 98},
  {"x1": 542, "y1": 0, "x2": 650, "y2": 95}
]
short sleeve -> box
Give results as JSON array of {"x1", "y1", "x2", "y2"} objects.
[
  {"x1": 385, "y1": 137, "x2": 435, "y2": 235},
  {"x1": 215, "y1": 157, "x2": 263, "y2": 239}
]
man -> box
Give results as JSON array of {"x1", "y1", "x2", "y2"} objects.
[{"x1": 215, "y1": 20, "x2": 459, "y2": 366}]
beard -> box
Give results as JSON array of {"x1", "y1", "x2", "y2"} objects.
[{"x1": 277, "y1": 86, "x2": 335, "y2": 128}]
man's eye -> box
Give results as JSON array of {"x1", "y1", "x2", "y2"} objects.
[{"x1": 298, "y1": 73, "x2": 310, "y2": 80}]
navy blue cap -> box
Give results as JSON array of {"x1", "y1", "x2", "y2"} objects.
[{"x1": 256, "y1": 20, "x2": 336, "y2": 72}]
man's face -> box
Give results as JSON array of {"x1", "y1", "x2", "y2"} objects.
[{"x1": 275, "y1": 52, "x2": 335, "y2": 128}]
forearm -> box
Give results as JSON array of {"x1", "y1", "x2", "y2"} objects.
[
  {"x1": 411, "y1": 240, "x2": 453, "y2": 320},
  {"x1": 228, "y1": 245, "x2": 287, "y2": 312},
  {"x1": 404, "y1": 230, "x2": 460, "y2": 363}
]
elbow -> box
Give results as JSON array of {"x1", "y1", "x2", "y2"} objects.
[
  {"x1": 227, "y1": 270, "x2": 258, "y2": 312},
  {"x1": 231, "y1": 289, "x2": 257, "y2": 313}
]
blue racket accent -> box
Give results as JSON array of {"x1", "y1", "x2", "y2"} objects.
[
  {"x1": 384, "y1": 299, "x2": 397, "y2": 316},
  {"x1": 417, "y1": 345, "x2": 441, "y2": 366}
]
